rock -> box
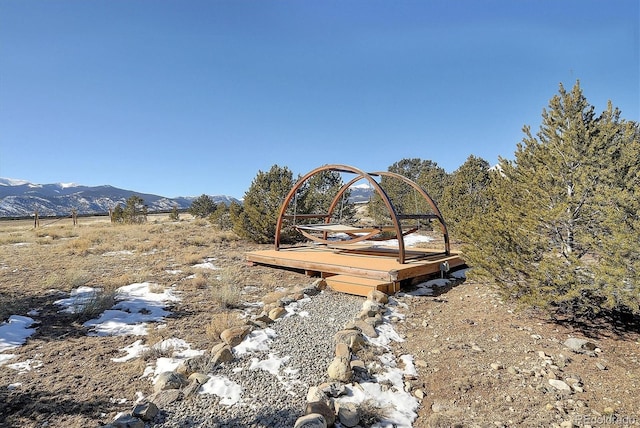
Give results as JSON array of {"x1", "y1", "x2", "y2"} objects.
[
  {"x1": 415, "y1": 359, "x2": 428, "y2": 368},
  {"x1": 548, "y1": 379, "x2": 572, "y2": 393},
  {"x1": 147, "y1": 389, "x2": 183, "y2": 406},
  {"x1": 507, "y1": 366, "x2": 519, "y2": 375},
  {"x1": 367, "y1": 289, "x2": 388, "y2": 304},
  {"x1": 306, "y1": 401, "x2": 335, "y2": 426},
  {"x1": 154, "y1": 371, "x2": 188, "y2": 393},
  {"x1": 111, "y1": 414, "x2": 145, "y2": 428},
  {"x1": 268, "y1": 307, "x2": 287, "y2": 321},
  {"x1": 188, "y1": 372, "x2": 211, "y2": 385},
  {"x1": 336, "y1": 401, "x2": 359, "y2": 427},
  {"x1": 596, "y1": 362, "x2": 607, "y2": 370},
  {"x1": 471, "y1": 344, "x2": 484, "y2": 352},
  {"x1": 354, "y1": 319, "x2": 378, "y2": 338},
  {"x1": 328, "y1": 356, "x2": 352, "y2": 382},
  {"x1": 334, "y1": 330, "x2": 365, "y2": 351},
  {"x1": 312, "y1": 278, "x2": 328, "y2": 291},
  {"x1": 490, "y1": 363, "x2": 504, "y2": 370},
  {"x1": 302, "y1": 286, "x2": 321, "y2": 296},
  {"x1": 254, "y1": 313, "x2": 275, "y2": 324},
  {"x1": 306, "y1": 386, "x2": 327, "y2": 403},
  {"x1": 318, "y1": 381, "x2": 346, "y2": 398},
  {"x1": 220, "y1": 325, "x2": 252, "y2": 347},
  {"x1": 365, "y1": 313, "x2": 383, "y2": 327},
  {"x1": 289, "y1": 292, "x2": 305, "y2": 301},
  {"x1": 211, "y1": 344, "x2": 234, "y2": 366},
  {"x1": 131, "y1": 402, "x2": 159, "y2": 421},
  {"x1": 335, "y1": 342, "x2": 351, "y2": 359},
  {"x1": 294, "y1": 413, "x2": 327, "y2": 428},
  {"x1": 571, "y1": 383, "x2": 584, "y2": 393},
  {"x1": 176, "y1": 355, "x2": 207, "y2": 377},
  {"x1": 414, "y1": 388, "x2": 425, "y2": 399},
  {"x1": 350, "y1": 359, "x2": 366, "y2": 370},
  {"x1": 362, "y1": 300, "x2": 382, "y2": 316},
  {"x1": 564, "y1": 338, "x2": 598, "y2": 355}
]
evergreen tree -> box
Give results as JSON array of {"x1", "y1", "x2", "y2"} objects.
[
  {"x1": 209, "y1": 202, "x2": 233, "y2": 230},
  {"x1": 463, "y1": 81, "x2": 639, "y2": 318},
  {"x1": 111, "y1": 203, "x2": 124, "y2": 223},
  {"x1": 298, "y1": 170, "x2": 355, "y2": 223},
  {"x1": 123, "y1": 195, "x2": 146, "y2": 224},
  {"x1": 439, "y1": 155, "x2": 491, "y2": 237},
  {"x1": 169, "y1": 205, "x2": 180, "y2": 221},
  {"x1": 234, "y1": 165, "x2": 295, "y2": 244},
  {"x1": 189, "y1": 194, "x2": 217, "y2": 218}
]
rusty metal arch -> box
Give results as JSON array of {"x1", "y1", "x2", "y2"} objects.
[{"x1": 274, "y1": 164, "x2": 450, "y2": 264}]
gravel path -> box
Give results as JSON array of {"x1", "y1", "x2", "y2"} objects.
[{"x1": 152, "y1": 290, "x2": 364, "y2": 427}]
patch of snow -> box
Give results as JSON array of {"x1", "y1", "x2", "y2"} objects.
[
  {"x1": 193, "y1": 257, "x2": 219, "y2": 270},
  {"x1": 7, "y1": 383, "x2": 22, "y2": 390},
  {"x1": 83, "y1": 283, "x2": 180, "y2": 336},
  {"x1": 0, "y1": 315, "x2": 37, "y2": 353},
  {"x1": 7, "y1": 358, "x2": 43, "y2": 374},
  {"x1": 54, "y1": 286, "x2": 100, "y2": 314},
  {"x1": 199, "y1": 375, "x2": 243, "y2": 405},
  {"x1": 102, "y1": 250, "x2": 134, "y2": 257},
  {"x1": 0, "y1": 354, "x2": 17, "y2": 365},
  {"x1": 249, "y1": 353, "x2": 290, "y2": 376},
  {"x1": 234, "y1": 328, "x2": 277, "y2": 355},
  {"x1": 112, "y1": 340, "x2": 148, "y2": 363},
  {"x1": 166, "y1": 269, "x2": 182, "y2": 275}
]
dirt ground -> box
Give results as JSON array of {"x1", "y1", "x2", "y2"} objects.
[{"x1": 0, "y1": 217, "x2": 638, "y2": 427}]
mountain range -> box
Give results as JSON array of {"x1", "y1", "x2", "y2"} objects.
[{"x1": 0, "y1": 178, "x2": 239, "y2": 218}]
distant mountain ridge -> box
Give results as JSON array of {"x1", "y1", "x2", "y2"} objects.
[{"x1": 0, "y1": 178, "x2": 239, "y2": 218}]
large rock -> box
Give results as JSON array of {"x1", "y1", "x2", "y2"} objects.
[
  {"x1": 353, "y1": 319, "x2": 378, "y2": 338},
  {"x1": 548, "y1": 379, "x2": 572, "y2": 393},
  {"x1": 362, "y1": 300, "x2": 382, "y2": 316},
  {"x1": 305, "y1": 401, "x2": 335, "y2": 427},
  {"x1": 220, "y1": 325, "x2": 252, "y2": 347},
  {"x1": 318, "y1": 381, "x2": 346, "y2": 398},
  {"x1": 564, "y1": 338, "x2": 598, "y2": 355},
  {"x1": 334, "y1": 330, "x2": 365, "y2": 351},
  {"x1": 132, "y1": 402, "x2": 159, "y2": 421},
  {"x1": 328, "y1": 356, "x2": 352, "y2": 382},
  {"x1": 210, "y1": 343, "x2": 234, "y2": 366},
  {"x1": 312, "y1": 278, "x2": 328, "y2": 291},
  {"x1": 268, "y1": 307, "x2": 287, "y2": 321},
  {"x1": 336, "y1": 401, "x2": 359, "y2": 427},
  {"x1": 154, "y1": 371, "x2": 188, "y2": 393},
  {"x1": 147, "y1": 389, "x2": 183, "y2": 406},
  {"x1": 176, "y1": 355, "x2": 208, "y2": 377},
  {"x1": 294, "y1": 413, "x2": 327, "y2": 428},
  {"x1": 335, "y1": 342, "x2": 351, "y2": 359}
]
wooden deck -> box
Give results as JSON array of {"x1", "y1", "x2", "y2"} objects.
[{"x1": 246, "y1": 244, "x2": 466, "y2": 296}]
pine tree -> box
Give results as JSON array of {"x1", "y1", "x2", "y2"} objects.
[
  {"x1": 235, "y1": 165, "x2": 295, "y2": 244},
  {"x1": 189, "y1": 194, "x2": 217, "y2": 218},
  {"x1": 439, "y1": 155, "x2": 491, "y2": 238},
  {"x1": 463, "y1": 81, "x2": 639, "y2": 318}
]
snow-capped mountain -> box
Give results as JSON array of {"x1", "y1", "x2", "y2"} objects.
[{"x1": 0, "y1": 178, "x2": 239, "y2": 218}]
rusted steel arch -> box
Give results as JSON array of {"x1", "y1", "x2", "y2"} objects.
[
  {"x1": 274, "y1": 164, "x2": 450, "y2": 263},
  {"x1": 274, "y1": 164, "x2": 402, "y2": 255},
  {"x1": 327, "y1": 170, "x2": 450, "y2": 256}
]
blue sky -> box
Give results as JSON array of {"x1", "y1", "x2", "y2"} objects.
[{"x1": 1, "y1": 1, "x2": 638, "y2": 198}]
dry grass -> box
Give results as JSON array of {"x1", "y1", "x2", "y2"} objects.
[{"x1": 206, "y1": 311, "x2": 243, "y2": 340}]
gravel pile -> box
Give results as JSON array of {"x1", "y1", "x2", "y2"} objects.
[{"x1": 152, "y1": 290, "x2": 364, "y2": 427}]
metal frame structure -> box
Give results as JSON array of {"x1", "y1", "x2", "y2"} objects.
[{"x1": 274, "y1": 164, "x2": 450, "y2": 264}]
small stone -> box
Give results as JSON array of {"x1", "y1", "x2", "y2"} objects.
[
  {"x1": 548, "y1": 379, "x2": 572, "y2": 393},
  {"x1": 111, "y1": 414, "x2": 144, "y2": 428},
  {"x1": 415, "y1": 359, "x2": 428, "y2": 368},
  {"x1": 154, "y1": 371, "x2": 188, "y2": 393},
  {"x1": 318, "y1": 381, "x2": 346, "y2": 398},
  {"x1": 414, "y1": 389, "x2": 425, "y2": 399},
  {"x1": 336, "y1": 401, "x2": 359, "y2": 427},
  {"x1": 507, "y1": 366, "x2": 519, "y2": 375},
  {"x1": 220, "y1": 325, "x2": 252, "y2": 347},
  {"x1": 560, "y1": 421, "x2": 574, "y2": 428},
  {"x1": 362, "y1": 300, "x2": 382, "y2": 316},
  {"x1": 367, "y1": 289, "x2": 388, "y2": 304},
  {"x1": 350, "y1": 359, "x2": 366, "y2": 370},
  {"x1": 471, "y1": 344, "x2": 484, "y2": 352},
  {"x1": 603, "y1": 406, "x2": 615, "y2": 415},
  {"x1": 490, "y1": 363, "x2": 504, "y2": 370},
  {"x1": 132, "y1": 402, "x2": 159, "y2": 421},
  {"x1": 175, "y1": 355, "x2": 207, "y2": 377},
  {"x1": 302, "y1": 286, "x2": 321, "y2": 296},
  {"x1": 254, "y1": 313, "x2": 275, "y2": 324},
  {"x1": 353, "y1": 319, "x2": 378, "y2": 338},
  {"x1": 289, "y1": 292, "x2": 305, "y2": 300},
  {"x1": 538, "y1": 351, "x2": 548, "y2": 358},
  {"x1": 595, "y1": 362, "x2": 606, "y2": 370},
  {"x1": 571, "y1": 384, "x2": 584, "y2": 393},
  {"x1": 312, "y1": 278, "x2": 328, "y2": 291},
  {"x1": 268, "y1": 307, "x2": 287, "y2": 321},
  {"x1": 188, "y1": 372, "x2": 211, "y2": 385},
  {"x1": 531, "y1": 334, "x2": 543, "y2": 340},
  {"x1": 305, "y1": 401, "x2": 335, "y2": 427},
  {"x1": 306, "y1": 386, "x2": 327, "y2": 403},
  {"x1": 294, "y1": 413, "x2": 327, "y2": 428}
]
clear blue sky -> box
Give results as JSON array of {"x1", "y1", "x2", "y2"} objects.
[{"x1": 1, "y1": 0, "x2": 638, "y2": 198}]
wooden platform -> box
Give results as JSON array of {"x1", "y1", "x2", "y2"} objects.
[{"x1": 246, "y1": 244, "x2": 465, "y2": 296}]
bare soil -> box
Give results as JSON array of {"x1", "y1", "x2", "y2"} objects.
[{"x1": 1, "y1": 216, "x2": 638, "y2": 427}]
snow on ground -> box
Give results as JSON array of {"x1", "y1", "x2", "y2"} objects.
[
  {"x1": 192, "y1": 257, "x2": 219, "y2": 270},
  {"x1": 0, "y1": 315, "x2": 37, "y2": 366},
  {"x1": 402, "y1": 268, "x2": 469, "y2": 297},
  {"x1": 79, "y1": 282, "x2": 179, "y2": 336},
  {"x1": 200, "y1": 376, "x2": 243, "y2": 405}
]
